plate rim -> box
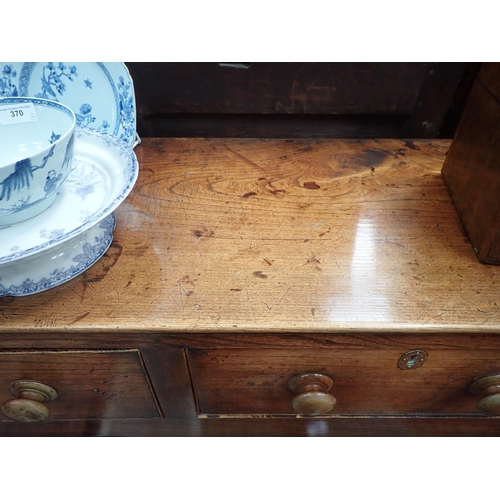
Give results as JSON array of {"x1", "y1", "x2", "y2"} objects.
[
  {"x1": 1, "y1": 62, "x2": 138, "y2": 147},
  {"x1": 0, "y1": 214, "x2": 116, "y2": 297},
  {"x1": 0, "y1": 127, "x2": 138, "y2": 265}
]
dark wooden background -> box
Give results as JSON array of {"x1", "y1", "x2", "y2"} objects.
[{"x1": 125, "y1": 62, "x2": 480, "y2": 139}]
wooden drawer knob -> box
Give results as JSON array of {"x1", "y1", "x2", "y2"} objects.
[
  {"x1": 1, "y1": 380, "x2": 58, "y2": 423},
  {"x1": 288, "y1": 373, "x2": 336, "y2": 416},
  {"x1": 470, "y1": 375, "x2": 500, "y2": 415}
]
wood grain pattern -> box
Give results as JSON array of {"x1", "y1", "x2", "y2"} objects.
[
  {"x1": 442, "y1": 63, "x2": 500, "y2": 264},
  {"x1": 126, "y1": 63, "x2": 468, "y2": 138},
  {"x1": 0, "y1": 351, "x2": 160, "y2": 422},
  {"x1": 188, "y1": 347, "x2": 500, "y2": 416},
  {"x1": 3, "y1": 138, "x2": 500, "y2": 335},
  {"x1": 0, "y1": 137, "x2": 499, "y2": 436},
  {"x1": 127, "y1": 63, "x2": 428, "y2": 115},
  {"x1": 1, "y1": 415, "x2": 499, "y2": 437}
]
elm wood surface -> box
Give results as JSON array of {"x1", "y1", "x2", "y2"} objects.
[
  {"x1": 2, "y1": 137, "x2": 500, "y2": 334},
  {"x1": 441, "y1": 63, "x2": 500, "y2": 265},
  {"x1": 1, "y1": 137, "x2": 500, "y2": 436}
]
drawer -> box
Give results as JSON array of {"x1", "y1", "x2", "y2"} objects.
[
  {"x1": 187, "y1": 348, "x2": 500, "y2": 417},
  {"x1": 0, "y1": 350, "x2": 160, "y2": 422}
]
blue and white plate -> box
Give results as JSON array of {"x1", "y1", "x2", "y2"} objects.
[
  {"x1": 0, "y1": 214, "x2": 115, "y2": 297},
  {"x1": 0, "y1": 62, "x2": 140, "y2": 147},
  {"x1": 0, "y1": 127, "x2": 138, "y2": 266}
]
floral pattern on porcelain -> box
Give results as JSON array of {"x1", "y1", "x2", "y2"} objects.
[
  {"x1": 0, "y1": 65, "x2": 18, "y2": 97},
  {"x1": 0, "y1": 127, "x2": 138, "y2": 265},
  {"x1": 15, "y1": 62, "x2": 137, "y2": 145},
  {"x1": 0, "y1": 215, "x2": 115, "y2": 297}
]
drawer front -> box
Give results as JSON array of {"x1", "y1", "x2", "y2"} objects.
[
  {"x1": 0, "y1": 350, "x2": 160, "y2": 421},
  {"x1": 187, "y1": 348, "x2": 500, "y2": 416}
]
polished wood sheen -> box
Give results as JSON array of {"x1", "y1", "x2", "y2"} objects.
[
  {"x1": 1, "y1": 137, "x2": 500, "y2": 436},
  {"x1": 0, "y1": 351, "x2": 160, "y2": 421},
  {"x1": 3, "y1": 137, "x2": 498, "y2": 334}
]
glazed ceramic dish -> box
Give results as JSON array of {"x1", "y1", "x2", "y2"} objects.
[
  {"x1": 0, "y1": 62, "x2": 140, "y2": 147},
  {"x1": 0, "y1": 215, "x2": 115, "y2": 297},
  {"x1": 0, "y1": 97, "x2": 76, "y2": 225},
  {"x1": 0, "y1": 127, "x2": 138, "y2": 266}
]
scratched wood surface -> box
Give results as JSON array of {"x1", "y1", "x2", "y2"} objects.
[{"x1": 2, "y1": 137, "x2": 500, "y2": 335}]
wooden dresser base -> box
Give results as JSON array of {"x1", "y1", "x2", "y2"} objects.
[{"x1": 1, "y1": 138, "x2": 500, "y2": 436}]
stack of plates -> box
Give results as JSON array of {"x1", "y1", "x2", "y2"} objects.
[{"x1": 0, "y1": 63, "x2": 140, "y2": 297}]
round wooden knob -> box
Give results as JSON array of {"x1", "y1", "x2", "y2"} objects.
[
  {"x1": 287, "y1": 373, "x2": 336, "y2": 416},
  {"x1": 470, "y1": 375, "x2": 500, "y2": 415},
  {"x1": 2, "y1": 380, "x2": 58, "y2": 423}
]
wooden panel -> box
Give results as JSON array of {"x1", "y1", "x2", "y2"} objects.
[
  {"x1": 401, "y1": 62, "x2": 468, "y2": 138},
  {"x1": 477, "y1": 62, "x2": 500, "y2": 102},
  {"x1": 2, "y1": 414, "x2": 500, "y2": 437},
  {"x1": 126, "y1": 62, "x2": 427, "y2": 116},
  {"x1": 139, "y1": 347, "x2": 197, "y2": 418},
  {"x1": 137, "y1": 114, "x2": 407, "y2": 139},
  {"x1": 125, "y1": 63, "x2": 467, "y2": 138},
  {"x1": 0, "y1": 350, "x2": 160, "y2": 421},
  {"x1": 188, "y1": 348, "x2": 500, "y2": 416},
  {"x1": 441, "y1": 63, "x2": 500, "y2": 264}
]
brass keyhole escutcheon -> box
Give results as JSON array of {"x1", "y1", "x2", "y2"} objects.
[{"x1": 398, "y1": 350, "x2": 428, "y2": 370}]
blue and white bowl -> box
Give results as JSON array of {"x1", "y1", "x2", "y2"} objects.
[{"x1": 0, "y1": 97, "x2": 76, "y2": 226}]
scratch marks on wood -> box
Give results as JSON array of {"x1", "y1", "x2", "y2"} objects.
[
  {"x1": 192, "y1": 227, "x2": 214, "y2": 239},
  {"x1": 476, "y1": 311, "x2": 496, "y2": 327},
  {"x1": 178, "y1": 282, "x2": 185, "y2": 309},
  {"x1": 177, "y1": 275, "x2": 199, "y2": 308},
  {"x1": 223, "y1": 144, "x2": 265, "y2": 173},
  {"x1": 179, "y1": 284, "x2": 194, "y2": 297},
  {"x1": 62, "y1": 283, "x2": 86, "y2": 301},
  {"x1": 253, "y1": 271, "x2": 268, "y2": 279},
  {"x1": 290, "y1": 62, "x2": 308, "y2": 113},
  {"x1": 276, "y1": 101, "x2": 288, "y2": 113},
  {"x1": 305, "y1": 255, "x2": 322, "y2": 271},
  {"x1": 125, "y1": 272, "x2": 136, "y2": 288},
  {"x1": 179, "y1": 275, "x2": 198, "y2": 287},
  {"x1": 305, "y1": 256, "x2": 321, "y2": 265},
  {"x1": 276, "y1": 287, "x2": 291, "y2": 307},
  {"x1": 69, "y1": 311, "x2": 91, "y2": 325}
]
